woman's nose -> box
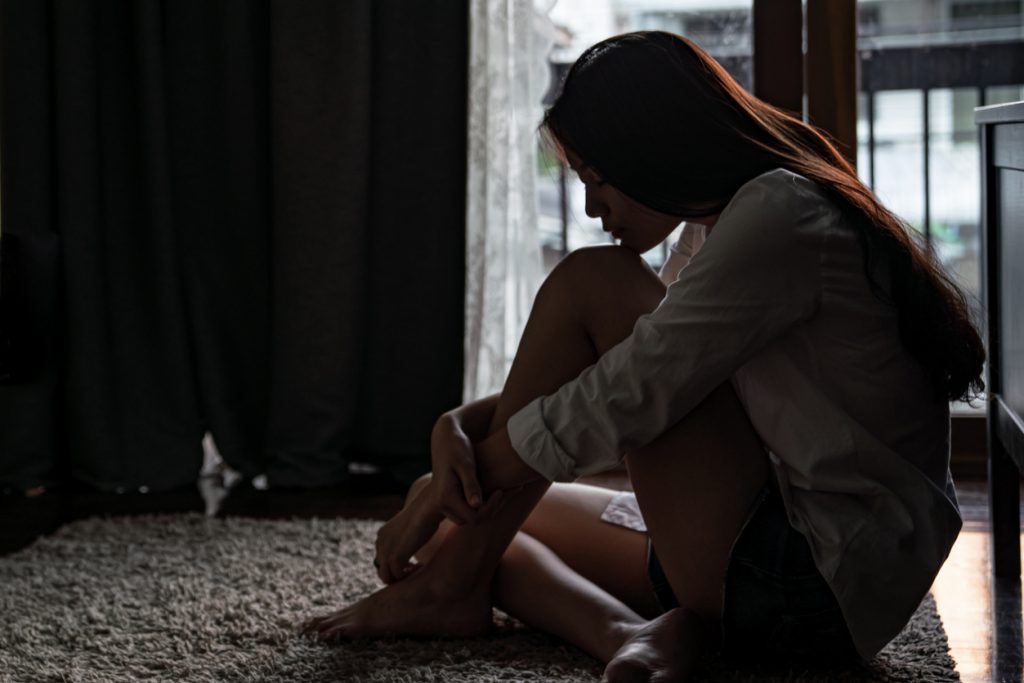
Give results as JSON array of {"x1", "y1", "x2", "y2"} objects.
[{"x1": 584, "y1": 188, "x2": 608, "y2": 219}]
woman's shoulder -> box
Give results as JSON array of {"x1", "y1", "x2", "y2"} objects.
[
  {"x1": 736, "y1": 168, "x2": 831, "y2": 207},
  {"x1": 717, "y1": 167, "x2": 838, "y2": 237}
]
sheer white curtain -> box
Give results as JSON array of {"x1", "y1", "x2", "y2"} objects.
[{"x1": 464, "y1": 0, "x2": 555, "y2": 402}]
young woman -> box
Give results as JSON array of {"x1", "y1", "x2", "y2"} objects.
[{"x1": 304, "y1": 31, "x2": 985, "y2": 681}]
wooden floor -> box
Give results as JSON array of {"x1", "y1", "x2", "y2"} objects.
[
  {"x1": 1, "y1": 473, "x2": 1021, "y2": 682},
  {"x1": 930, "y1": 479, "x2": 1023, "y2": 683}
]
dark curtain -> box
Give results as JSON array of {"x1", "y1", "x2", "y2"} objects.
[{"x1": 0, "y1": 0, "x2": 467, "y2": 492}]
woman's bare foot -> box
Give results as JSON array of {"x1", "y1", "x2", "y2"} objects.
[
  {"x1": 302, "y1": 564, "x2": 493, "y2": 642},
  {"x1": 601, "y1": 608, "x2": 705, "y2": 683}
]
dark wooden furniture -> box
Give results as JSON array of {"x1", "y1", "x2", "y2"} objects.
[{"x1": 978, "y1": 100, "x2": 1024, "y2": 579}]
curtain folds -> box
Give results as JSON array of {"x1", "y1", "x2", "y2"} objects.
[
  {"x1": 463, "y1": 0, "x2": 553, "y2": 401},
  {"x1": 0, "y1": 0, "x2": 467, "y2": 492}
]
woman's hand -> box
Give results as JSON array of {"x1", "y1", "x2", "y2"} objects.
[
  {"x1": 429, "y1": 411, "x2": 486, "y2": 525},
  {"x1": 373, "y1": 475, "x2": 506, "y2": 584},
  {"x1": 374, "y1": 483, "x2": 443, "y2": 584}
]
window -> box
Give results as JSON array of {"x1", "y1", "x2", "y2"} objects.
[
  {"x1": 951, "y1": 1, "x2": 1021, "y2": 23},
  {"x1": 858, "y1": 0, "x2": 1024, "y2": 329}
]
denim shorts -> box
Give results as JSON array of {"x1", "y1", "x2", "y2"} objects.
[{"x1": 646, "y1": 484, "x2": 858, "y2": 665}]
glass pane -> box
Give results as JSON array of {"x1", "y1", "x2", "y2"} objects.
[
  {"x1": 985, "y1": 85, "x2": 1024, "y2": 105},
  {"x1": 550, "y1": 0, "x2": 752, "y2": 84},
  {"x1": 858, "y1": 0, "x2": 1022, "y2": 47},
  {"x1": 537, "y1": 143, "x2": 568, "y2": 273},
  {"x1": 855, "y1": 2, "x2": 1021, "y2": 412},
  {"x1": 928, "y1": 88, "x2": 983, "y2": 320},
  {"x1": 872, "y1": 90, "x2": 925, "y2": 232},
  {"x1": 857, "y1": 91, "x2": 872, "y2": 188},
  {"x1": 856, "y1": 1, "x2": 1022, "y2": 328},
  {"x1": 565, "y1": 180, "x2": 613, "y2": 253}
]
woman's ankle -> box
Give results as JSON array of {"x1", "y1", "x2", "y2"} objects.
[{"x1": 415, "y1": 527, "x2": 495, "y2": 599}]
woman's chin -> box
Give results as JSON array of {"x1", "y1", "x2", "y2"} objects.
[{"x1": 619, "y1": 238, "x2": 659, "y2": 254}]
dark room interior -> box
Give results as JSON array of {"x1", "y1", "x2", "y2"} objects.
[{"x1": 1, "y1": 1, "x2": 1023, "y2": 681}]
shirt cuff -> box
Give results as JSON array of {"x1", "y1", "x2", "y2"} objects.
[{"x1": 506, "y1": 396, "x2": 577, "y2": 483}]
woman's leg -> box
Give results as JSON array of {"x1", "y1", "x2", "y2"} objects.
[
  {"x1": 399, "y1": 381, "x2": 766, "y2": 680},
  {"x1": 626, "y1": 383, "x2": 767, "y2": 623},
  {"x1": 493, "y1": 530, "x2": 643, "y2": 662},
  {"x1": 400, "y1": 381, "x2": 766, "y2": 680},
  {"x1": 486, "y1": 246, "x2": 669, "y2": 431},
  {"x1": 308, "y1": 242, "x2": 768, "y2": 682},
  {"x1": 515, "y1": 483, "x2": 663, "y2": 620},
  {"x1": 404, "y1": 476, "x2": 662, "y2": 661},
  {"x1": 408, "y1": 478, "x2": 661, "y2": 620},
  {"x1": 305, "y1": 246, "x2": 667, "y2": 641},
  {"x1": 602, "y1": 382, "x2": 769, "y2": 682},
  {"x1": 308, "y1": 235, "x2": 771, "y2": 682}
]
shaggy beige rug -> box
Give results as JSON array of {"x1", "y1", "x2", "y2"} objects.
[{"x1": 0, "y1": 515, "x2": 959, "y2": 682}]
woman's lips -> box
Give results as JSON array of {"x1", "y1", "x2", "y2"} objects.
[{"x1": 602, "y1": 223, "x2": 626, "y2": 240}]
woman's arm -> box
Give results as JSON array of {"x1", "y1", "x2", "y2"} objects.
[
  {"x1": 430, "y1": 172, "x2": 824, "y2": 510},
  {"x1": 474, "y1": 426, "x2": 545, "y2": 491},
  {"x1": 444, "y1": 392, "x2": 500, "y2": 442},
  {"x1": 502, "y1": 172, "x2": 825, "y2": 483},
  {"x1": 433, "y1": 392, "x2": 542, "y2": 500}
]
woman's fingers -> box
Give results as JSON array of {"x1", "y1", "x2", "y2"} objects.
[
  {"x1": 375, "y1": 530, "x2": 421, "y2": 584},
  {"x1": 387, "y1": 552, "x2": 413, "y2": 584},
  {"x1": 376, "y1": 554, "x2": 391, "y2": 584},
  {"x1": 440, "y1": 500, "x2": 473, "y2": 525},
  {"x1": 439, "y1": 468, "x2": 478, "y2": 524},
  {"x1": 386, "y1": 559, "x2": 419, "y2": 584},
  {"x1": 373, "y1": 536, "x2": 390, "y2": 583},
  {"x1": 454, "y1": 457, "x2": 483, "y2": 509},
  {"x1": 302, "y1": 613, "x2": 339, "y2": 638},
  {"x1": 375, "y1": 556, "x2": 416, "y2": 585},
  {"x1": 377, "y1": 541, "x2": 406, "y2": 584},
  {"x1": 473, "y1": 488, "x2": 505, "y2": 522},
  {"x1": 375, "y1": 541, "x2": 403, "y2": 584},
  {"x1": 432, "y1": 425, "x2": 482, "y2": 511}
]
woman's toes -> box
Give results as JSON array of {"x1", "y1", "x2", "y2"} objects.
[
  {"x1": 603, "y1": 609, "x2": 699, "y2": 683},
  {"x1": 603, "y1": 656, "x2": 651, "y2": 683}
]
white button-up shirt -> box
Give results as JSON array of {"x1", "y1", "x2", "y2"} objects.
[{"x1": 507, "y1": 168, "x2": 961, "y2": 659}]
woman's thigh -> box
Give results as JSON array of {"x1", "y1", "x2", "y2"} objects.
[
  {"x1": 626, "y1": 382, "x2": 769, "y2": 625},
  {"x1": 521, "y1": 482, "x2": 663, "y2": 619},
  {"x1": 525, "y1": 382, "x2": 768, "y2": 627}
]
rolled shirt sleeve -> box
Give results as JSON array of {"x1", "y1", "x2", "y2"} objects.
[{"x1": 507, "y1": 170, "x2": 829, "y2": 482}]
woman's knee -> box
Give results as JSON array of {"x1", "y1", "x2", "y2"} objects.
[
  {"x1": 674, "y1": 382, "x2": 757, "y2": 440},
  {"x1": 689, "y1": 382, "x2": 752, "y2": 426},
  {"x1": 540, "y1": 245, "x2": 666, "y2": 352},
  {"x1": 546, "y1": 245, "x2": 659, "y2": 296}
]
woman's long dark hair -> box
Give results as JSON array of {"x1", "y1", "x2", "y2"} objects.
[{"x1": 542, "y1": 31, "x2": 984, "y2": 403}]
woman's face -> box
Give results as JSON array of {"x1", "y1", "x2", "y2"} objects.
[{"x1": 566, "y1": 150, "x2": 708, "y2": 253}]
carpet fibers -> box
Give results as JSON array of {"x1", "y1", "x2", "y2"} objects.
[{"x1": 0, "y1": 515, "x2": 959, "y2": 682}]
